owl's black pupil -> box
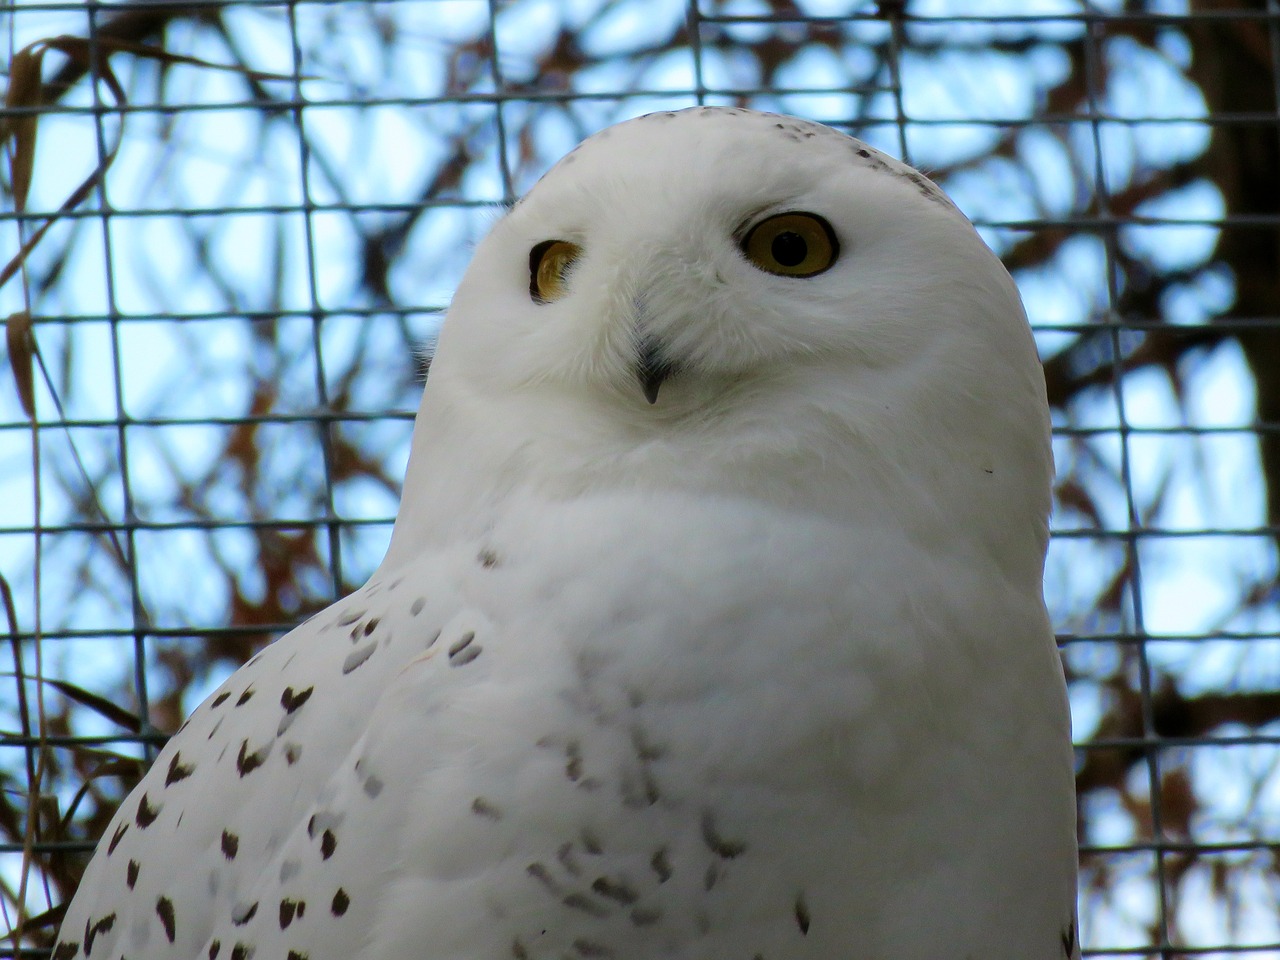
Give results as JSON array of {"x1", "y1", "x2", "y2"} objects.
[{"x1": 771, "y1": 231, "x2": 808, "y2": 266}]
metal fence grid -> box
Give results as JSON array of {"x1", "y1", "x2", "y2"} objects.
[{"x1": 2, "y1": 1, "x2": 1280, "y2": 957}]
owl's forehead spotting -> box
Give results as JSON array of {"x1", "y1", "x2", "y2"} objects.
[{"x1": 516, "y1": 106, "x2": 957, "y2": 214}]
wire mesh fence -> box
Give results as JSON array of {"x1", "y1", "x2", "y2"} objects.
[{"x1": 1, "y1": 0, "x2": 1279, "y2": 956}]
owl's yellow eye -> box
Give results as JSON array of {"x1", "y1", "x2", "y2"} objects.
[
  {"x1": 529, "y1": 239, "x2": 582, "y2": 303},
  {"x1": 741, "y1": 212, "x2": 838, "y2": 278}
]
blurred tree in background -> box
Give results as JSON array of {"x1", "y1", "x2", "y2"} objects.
[{"x1": 2, "y1": 1, "x2": 1279, "y2": 955}]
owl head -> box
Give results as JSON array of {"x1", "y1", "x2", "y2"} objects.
[{"x1": 391, "y1": 108, "x2": 1051, "y2": 579}]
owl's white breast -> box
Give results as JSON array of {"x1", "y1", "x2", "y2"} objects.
[{"x1": 352, "y1": 489, "x2": 1077, "y2": 959}]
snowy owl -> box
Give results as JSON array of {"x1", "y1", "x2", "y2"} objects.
[{"x1": 54, "y1": 107, "x2": 1078, "y2": 960}]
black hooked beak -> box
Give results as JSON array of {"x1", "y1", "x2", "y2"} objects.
[{"x1": 636, "y1": 336, "x2": 677, "y2": 405}]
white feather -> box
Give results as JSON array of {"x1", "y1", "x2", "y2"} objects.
[{"x1": 57, "y1": 107, "x2": 1078, "y2": 960}]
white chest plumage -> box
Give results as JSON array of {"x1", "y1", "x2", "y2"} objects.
[{"x1": 58, "y1": 493, "x2": 1076, "y2": 960}]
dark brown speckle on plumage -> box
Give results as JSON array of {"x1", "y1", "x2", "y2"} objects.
[
  {"x1": 107, "y1": 822, "x2": 128, "y2": 855},
  {"x1": 165, "y1": 752, "x2": 194, "y2": 785},
  {"x1": 135, "y1": 793, "x2": 160, "y2": 828},
  {"x1": 650, "y1": 847, "x2": 672, "y2": 883},
  {"x1": 448, "y1": 631, "x2": 481, "y2": 666},
  {"x1": 83, "y1": 911, "x2": 115, "y2": 952},
  {"x1": 342, "y1": 642, "x2": 377, "y2": 674},
  {"x1": 794, "y1": 896, "x2": 811, "y2": 935},
  {"x1": 236, "y1": 739, "x2": 270, "y2": 777},
  {"x1": 331, "y1": 888, "x2": 350, "y2": 916},
  {"x1": 155, "y1": 896, "x2": 176, "y2": 942},
  {"x1": 700, "y1": 811, "x2": 746, "y2": 859},
  {"x1": 281, "y1": 686, "x2": 313, "y2": 713},
  {"x1": 231, "y1": 900, "x2": 258, "y2": 926},
  {"x1": 562, "y1": 892, "x2": 609, "y2": 918}
]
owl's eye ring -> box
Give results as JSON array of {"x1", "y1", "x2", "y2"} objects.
[
  {"x1": 741, "y1": 212, "x2": 838, "y2": 278},
  {"x1": 530, "y1": 239, "x2": 582, "y2": 304}
]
